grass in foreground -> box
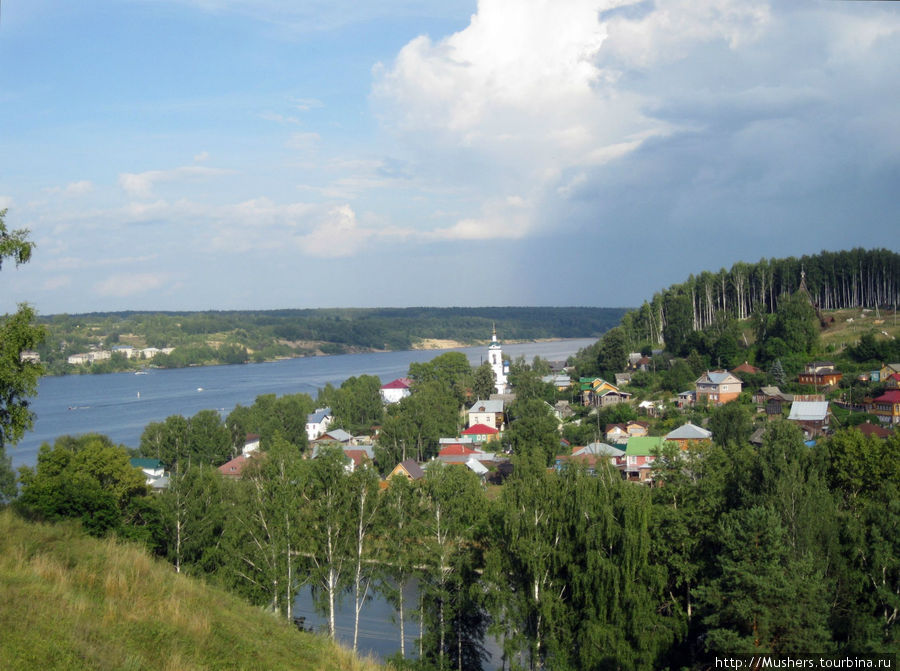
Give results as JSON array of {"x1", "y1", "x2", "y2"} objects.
[{"x1": 0, "y1": 509, "x2": 383, "y2": 671}]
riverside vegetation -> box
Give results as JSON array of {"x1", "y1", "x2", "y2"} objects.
[
  {"x1": 2, "y1": 225, "x2": 899, "y2": 670},
  {"x1": 32, "y1": 306, "x2": 627, "y2": 375}
]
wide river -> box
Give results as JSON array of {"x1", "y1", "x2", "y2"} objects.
[{"x1": 9, "y1": 337, "x2": 595, "y2": 666}]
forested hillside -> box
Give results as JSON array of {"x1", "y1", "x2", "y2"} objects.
[
  {"x1": 617, "y1": 248, "x2": 899, "y2": 346},
  {"x1": 35, "y1": 306, "x2": 626, "y2": 374}
]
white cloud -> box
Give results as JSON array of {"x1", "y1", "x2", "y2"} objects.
[
  {"x1": 43, "y1": 180, "x2": 95, "y2": 197},
  {"x1": 193, "y1": 151, "x2": 210, "y2": 162},
  {"x1": 94, "y1": 272, "x2": 170, "y2": 298},
  {"x1": 298, "y1": 205, "x2": 371, "y2": 257},
  {"x1": 371, "y1": 0, "x2": 779, "y2": 236},
  {"x1": 0, "y1": 196, "x2": 14, "y2": 210},
  {"x1": 118, "y1": 165, "x2": 232, "y2": 199},
  {"x1": 428, "y1": 195, "x2": 531, "y2": 241}
]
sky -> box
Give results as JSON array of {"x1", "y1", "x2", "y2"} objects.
[{"x1": 1, "y1": 0, "x2": 898, "y2": 315}]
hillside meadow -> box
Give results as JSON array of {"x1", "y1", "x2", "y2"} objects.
[{"x1": 0, "y1": 509, "x2": 384, "y2": 671}]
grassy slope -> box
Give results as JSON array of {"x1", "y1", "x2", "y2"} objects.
[{"x1": 0, "y1": 510, "x2": 382, "y2": 671}]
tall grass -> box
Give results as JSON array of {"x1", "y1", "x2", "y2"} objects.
[{"x1": 0, "y1": 509, "x2": 386, "y2": 671}]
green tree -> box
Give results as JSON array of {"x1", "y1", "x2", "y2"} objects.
[
  {"x1": 221, "y1": 434, "x2": 305, "y2": 618},
  {"x1": 709, "y1": 402, "x2": 753, "y2": 448},
  {"x1": 303, "y1": 447, "x2": 353, "y2": 638},
  {"x1": 378, "y1": 380, "x2": 460, "y2": 465},
  {"x1": 376, "y1": 475, "x2": 428, "y2": 659},
  {"x1": 663, "y1": 292, "x2": 693, "y2": 356},
  {"x1": 161, "y1": 463, "x2": 229, "y2": 575},
  {"x1": 471, "y1": 361, "x2": 497, "y2": 401},
  {"x1": 505, "y1": 398, "x2": 560, "y2": 465},
  {"x1": 331, "y1": 374, "x2": 384, "y2": 434},
  {"x1": 0, "y1": 210, "x2": 46, "y2": 501},
  {"x1": 698, "y1": 506, "x2": 832, "y2": 655},
  {"x1": 419, "y1": 462, "x2": 487, "y2": 671},
  {"x1": 409, "y1": 351, "x2": 473, "y2": 407},
  {"x1": 18, "y1": 434, "x2": 149, "y2": 536},
  {"x1": 597, "y1": 326, "x2": 628, "y2": 377}
]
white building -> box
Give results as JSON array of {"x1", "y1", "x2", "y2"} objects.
[
  {"x1": 488, "y1": 325, "x2": 510, "y2": 394},
  {"x1": 380, "y1": 378, "x2": 412, "y2": 404},
  {"x1": 306, "y1": 408, "x2": 334, "y2": 441}
]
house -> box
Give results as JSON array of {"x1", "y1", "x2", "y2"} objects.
[
  {"x1": 605, "y1": 421, "x2": 649, "y2": 445},
  {"x1": 130, "y1": 457, "x2": 165, "y2": 484},
  {"x1": 388, "y1": 459, "x2": 425, "y2": 481},
  {"x1": 676, "y1": 390, "x2": 696, "y2": 408},
  {"x1": 19, "y1": 350, "x2": 40, "y2": 363},
  {"x1": 541, "y1": 374, "x2": 573, "y2": 391},
  {"x1": 467, "y1": 399, "x2": 505, "y2": 430},
  {"x1": 664, "y1": 422, "x2": 712, "y2": 450},
  {"x1": 579, "y1": 378, "x2": 629, "y2": 407},
  {"x1": 695, "y1": 371, "x2": 743, "y2": 406},
  {"x1": 623, "y1": 437, "x2": 665, "y2": 483},
  {"x1": 854, "y1": 421, "x2": 894, "y2": 439},
  {"x1": 753, "y1": 386, "x2": 793, "y2": 405},
  {"x1": 787, "y1": 401, "x2": 831, "y2": 438},
  {"x1": 552, "y1": 400, "x2": 575, "y2": 421},
  {"x1": 318, "y1": 429, "x2": 352, "y2": 444},
  {"x1": 870, "y1": 390, "x2": 900, "y2": 425},
  {"x1": 637, "y1": 400, "x2": 664, "y2": 417},
  {"x1": 555, "y1": 442, "x2": 625, "y2": 474},
  {"x1": 380, "y1": 378, "x2": 412, "y2": 404},
  {"x1": 461, "y1": 423, "x2": 499, "y2": 443},
  {"x1": 342, "y1": 448, "x2": 374, "y2": 473},
  {"x1": 798, "y1": 362, "x2": 843, "y2": 388},
  {"x1": 437, "y1": 443, "x2": 494, "y2": 464},
  {"x1": 218, "y1": 454, "x2": 253, "y2": 479},
  {"x1": 884, "y1": 373, "x2": 900, "y2": 390},
  {"x1": 732, "y1": 361, "x2": 761, "y2": 376},
  {"x1": 615, "y1": 373, "x2": 633, "y2": 387},
  {"x1": 880, "y1": 363, "x2": 900, "y2": 381},
  {"x1": 306, "y1": 408, "x2": 333, "y2": 441},
  {"x1": 242, "y1": 433, "x2": 261, "y2": 456}
]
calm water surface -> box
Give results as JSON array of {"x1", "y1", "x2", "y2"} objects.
[{"x1": 11, "y1": 338, "x2": 594, "y2": 470}]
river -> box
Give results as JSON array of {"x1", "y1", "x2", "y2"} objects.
[{"x1": 9, "y1": 337, "x2": 595, "y2": 667}]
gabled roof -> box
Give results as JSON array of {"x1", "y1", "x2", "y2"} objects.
[
  {"x1": 307, "y1": 408, "x2": 332, "y2": 423},
  {"x1": 320, "y1": 428, "x2": 352, "y2": 443},
  {"x1": 855, "y1": 422, "x2": 893, "y2": 439},
  {"x1": 397, "y1": 459, "x2": 425, "y2": 480},
  {"x1": 697, "y1": 371, "x2": 741, "y2": 385},
  {"x1": 462, "y1": 423, "x2": 499, "y2": 435},
  {"x1": 788, "y1": 401, "x2": 830, "y2": 422},
  {"x1": 732, "y1": 362, "x2": 761, "y2": 374},
  {"x1": 624, "y1": 436, "x2": 665, "y2": 456},
  {"x1": 468, "y1": 399, "x2": 504, "y2": 414},
  {"x1": 439, "y1": 444, "x2": 479, "y2": 457},
  {"x1": 130, "y1": 458, "x2": 163, "y2": 470},
  {"x1": 343, "y1": 450, "x2": 371, "y2": 468},
  {"x1": 573, "y1": 442, "x2": 625, "y2": 457},
  {"x1": 381, "y1": 377, "x2": 412, "y2": 390},
  {"x1": 218, "y1": 454, "x2": 252, "y2": 478},
  {"x1": 874, "y1": 390, "x2": 900, "y2": 403},
  {"x1": 465, "y1": 459, "x2": 489, "y2": 475},
  {"x1": 665, "y1": 422, "x2": 712, "y2": 441}
]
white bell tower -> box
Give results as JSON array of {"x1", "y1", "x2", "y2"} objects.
[{"x1": 489, "y1": 324, "x2": 509, "y2": 394}]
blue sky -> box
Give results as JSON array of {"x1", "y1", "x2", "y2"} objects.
[{"x1": 1, "y1": 0, "x2": 898, "y2": 314}]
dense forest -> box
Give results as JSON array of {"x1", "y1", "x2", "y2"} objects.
[
  {"x1": 617, "y1": 248, "x2": 899, "y2": 346},
  {"x1": 34, "y1": 306, "x2": 627, "y2": 374}
]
